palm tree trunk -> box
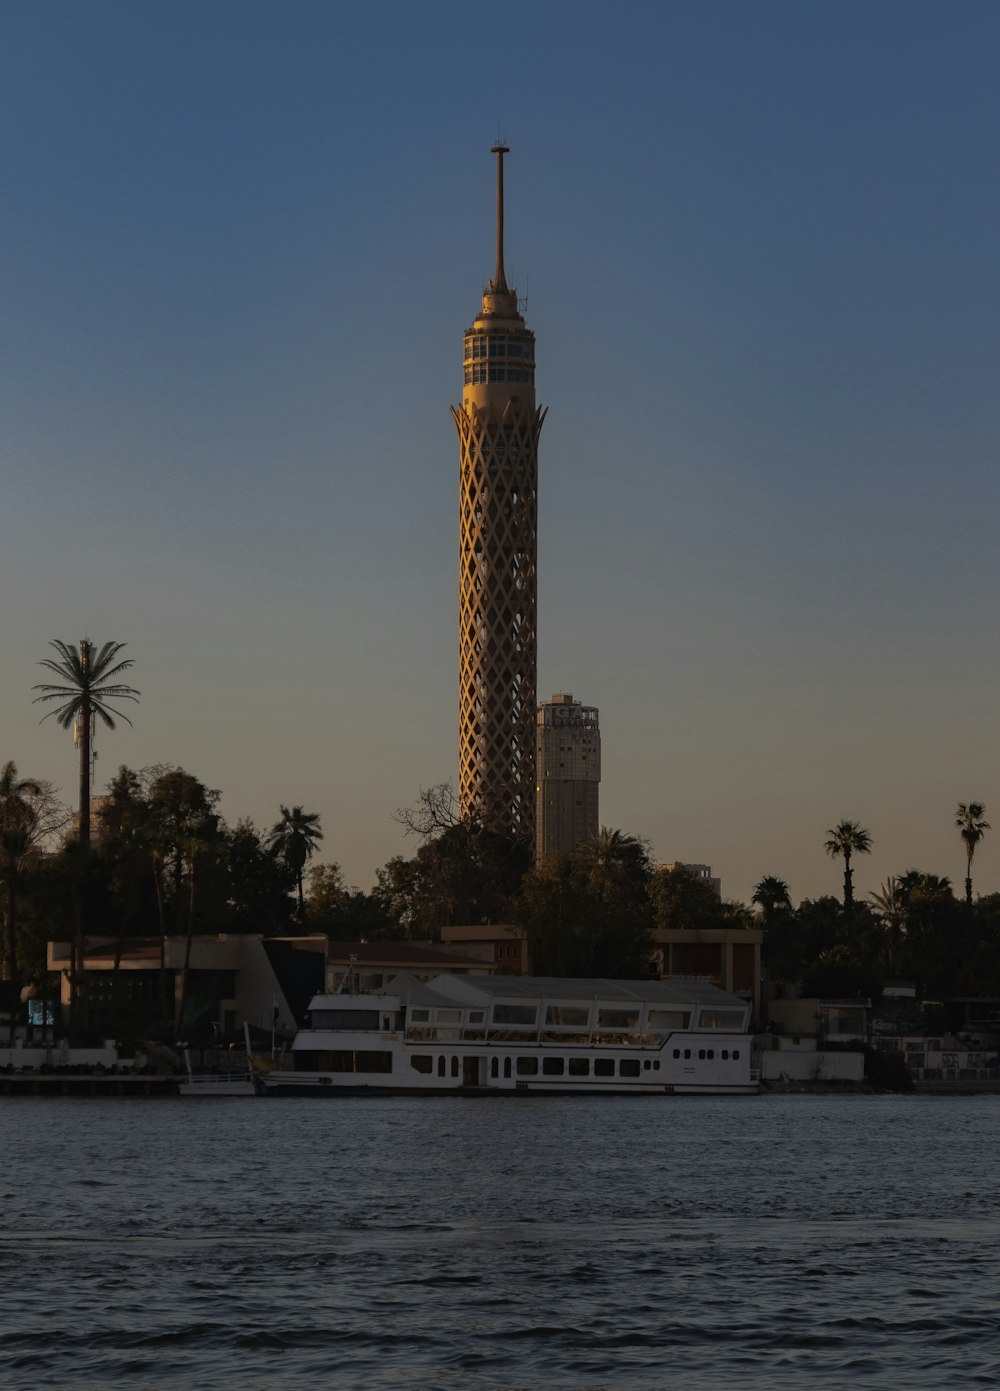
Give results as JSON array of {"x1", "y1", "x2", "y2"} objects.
[
  {"x1": 297, "y1": 869, "x2": 305, "y2": 920},
  {"x1": 843, "y1": 851, "x2": 854, "y2": 914},
  {"x1": 78, "y1": 694, "x2": 91, "y2": 849},
  {"x1": 74, "y1": 690, "x2": 92, "y2": 1036}
]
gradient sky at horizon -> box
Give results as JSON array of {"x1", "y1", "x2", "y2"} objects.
[{"x1": 2, "y1": 0, "x2": 999, "y2": 907}]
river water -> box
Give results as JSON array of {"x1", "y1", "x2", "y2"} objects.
[{"x1": 1, "y1": 1093, "x2": 998, "y2": 1390}]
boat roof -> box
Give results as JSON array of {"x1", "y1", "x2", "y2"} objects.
[{"x1": 386, "y1": 972, "x2": 745, "y2": 1009}]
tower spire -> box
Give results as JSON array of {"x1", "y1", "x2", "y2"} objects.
[{"x1": 490, "y1": 142, "x2": 510, "y2": 293}]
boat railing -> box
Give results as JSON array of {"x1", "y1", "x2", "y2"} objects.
[{"x1": 180, "y1": 1072, "x2": 253, "y2": 1087}]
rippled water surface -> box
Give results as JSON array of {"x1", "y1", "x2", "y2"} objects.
[{"x1": 2, "y1": 1094, "x2": 1000, "y2": 1389}]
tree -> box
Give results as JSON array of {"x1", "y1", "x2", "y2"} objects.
[
  {"x1": 517, "y1": 828, "x2": 654, "y2": 978},
  {"x1": 0, "y1": 763, "x2": 67, "y2": 1042},
  {"x1": 751, "y1": 876, "x2": 792, "y2": 918},
  {"x1": 824, "y1": 820, "x2": 872, "y2": 914},
  {"x1": 145, "y1": 768, "x2": 220, "y2": 1031},
  {"x1": 956, "y1": 802, "x2": 990, "y2": 906},
  {"x1": 868, "y1": 878, "x2": 906, "y2": 974},
  {"x1": 650, "y1": 864, "x2": 732, "y2": 932},
  {"x1": 304, "y1": 863, "x2": 349, "y2": 931},
  {"x1": 389, "y1": 782, "x2": 530, "y2": 933},
  {"x1": 33, "y1": 640, "x2": 139, "y2": 849},
  {"x1": 266, "y1": 806, "x2": 324, "y2": 918}
]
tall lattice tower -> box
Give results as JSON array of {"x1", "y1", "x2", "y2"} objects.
[{"x1": 451, "y1": 145, "x2": 546, "y2": 845}]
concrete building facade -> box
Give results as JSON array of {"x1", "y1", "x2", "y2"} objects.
[
  {"x1": 452, "y1": 145, "x2": 545, "y2": 847},
  {"x1": 535, "y1": 693, "x2": 600, "y2": 861}
]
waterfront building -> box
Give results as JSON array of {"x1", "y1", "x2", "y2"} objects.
[
  {"x1": 439, "y1": 923, "x2": 531, "y2": 975},
  {"x1": 535, "y1": 692, "x2": 600, "y2": 861},
  {"x1": 652, "y1": 925, "x2": 763, "y2": 1018},
  {"x1": 452, "y1": 145, "x2": 545, "y2": 846}
]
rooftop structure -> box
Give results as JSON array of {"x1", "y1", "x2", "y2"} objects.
[{"x1": 535, "y1": 692, "x2": 600, "y2": 860}]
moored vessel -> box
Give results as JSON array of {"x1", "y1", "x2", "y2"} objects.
[{"x1": 262, "y1": 973, "x2": 758, "y2": 1096}]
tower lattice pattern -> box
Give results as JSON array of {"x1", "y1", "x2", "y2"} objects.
[{"x1": 452, "y1": 398, "x2": 545, "y2": 843}]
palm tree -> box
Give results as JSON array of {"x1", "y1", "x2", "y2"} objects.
[
  {"x1": 0, "y1": 762, "x2": 42, "y2": 1044},
  {"x1": 267, "y1": 806, "x2": 324, "y2": 917},
  {"x1": 33, "y1": 640, "x2": 140, "y2": 848},
  {"x1": 751, "y1": 876, "x2": 792, "y2": 917},
  {"x1": 825, "y1": 820, "x2": 872, "y2": 914},
  {"x1": 868, "y1": 878, "x2": 906, "y2": 973},
  {"x1": 955, "y1": 803, "x2": 989, "y2": 907}
]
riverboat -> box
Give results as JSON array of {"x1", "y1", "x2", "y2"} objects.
[{"x1": 261, "y1": 973, "x2": 758, "y2": 1096}]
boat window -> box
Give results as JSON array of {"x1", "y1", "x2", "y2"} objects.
[
  {"x1": 542, "y1": 1057, "x2": 565, "y2": 1076},
  {"x1": 467, "y1": 1010, "x2": 485, "y2": 1025},
  {"x1": 410, "y1": 1009, "x2": 430, "y2": 1023},
  {"x1": 653, "y1": 1060, "x2": 660, "y2": 1071},
  {"x1": 647, "y1": 1009, "x2": 691, "y2": 1031},
  {"x1": 568, "y1": 1058, "x2": 589, "y2": 1076},
  {"x1": 593, "y1": 1058, "x2": 615, "y2": 1077},
  {"x1": 490, "y1": 1057, "x2": 499, "y2": 1078},
  {"x1": 732, "y1": 1049, "x2": 740, "y2": 1060},
  {"x1": 706, "y1": 1050, "x2": 714, "y2": 1061},
  {"x1": 355, "y1": 1052, "x2": 393, "y2": 1074},
  {"x1": 310, "y1": 1051, "x2": 353, "y2": 1071},
  {"x1": 516, "y1": 1057, "x2": 538, "y2": 1076},
  {"x1": 492, "y1": 1004, "x2": 537, "y2": 1026},
  {"x1": 545, "y1": 1005, "x2": 590, "y2": 1027},
  {"x1": 698, "y1": 1008, "x2": 746, "y2": 1030},
  {"x1": 683, "y1": 1049, "x2": 691, "y2": 1060},
  {"x1": 310, "y1": 1010, "x2": 380, "y2": 1030},
  {"x1": 698, "y1": 1049, "x2": 706, "y2": 1060},
  {"x1": 597, "y1": 1009, "x2": 639, "y2": 1030},
  {"x1": 503, "y1": 1057, "x2": 512, "y2": 1078},
  {"x1": 435, "y1": 1009, "x2": 462, "y2": 1024},
  {"x1": 451, "y1": 1056, "x2": 459, "y2": 1078},
  {"x1": 437, "y1": 1056, "x2": 445, "y2": 1078},
  {"x1": 722, "y1": 1050, "x2": 729, "y2": 1060},
  {"x1": 643, "y1": 1060, "x2": 651, "y2": 1070},
  {"x1": 672, "y1": 1049, "x2": 681, "y2": 1059},
  {"x1": 619, "y1": 1059, "x2": 641, "y2": 1077},
  {"x1": 411, "y1": 1055, "x2": 433, "y2": 1074}
]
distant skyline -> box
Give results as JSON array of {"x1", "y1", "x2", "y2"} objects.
[{"x1": 2, "y1": 1, "x2": 999, "y2": 906}]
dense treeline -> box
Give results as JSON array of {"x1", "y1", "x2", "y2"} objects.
[{"x1": 3, "y1": 756, "x2": 998, "y2": 1040}]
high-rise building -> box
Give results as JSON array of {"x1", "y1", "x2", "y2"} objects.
[
  {"x1": 535, "y1": 693, "x2": 601, "y2": 861},
  {"x1": 452, "y1": 146, "x2": 545, "y2": 845}
]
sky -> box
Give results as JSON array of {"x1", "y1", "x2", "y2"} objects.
[{"x1": 2, "y1": 1, "x2": 999, "y2": 907}]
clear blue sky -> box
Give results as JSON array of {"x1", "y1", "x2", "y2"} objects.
[{"x1": 2, "y1": 0, "x2": 999, "y2": 905}]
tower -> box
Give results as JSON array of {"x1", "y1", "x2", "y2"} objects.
[
  {"x1": 452, "y1": 146, "x2": 545, "y2": 845},
  {"x1": 535, "y1": 693, "x2": 601, "y2": 861}
]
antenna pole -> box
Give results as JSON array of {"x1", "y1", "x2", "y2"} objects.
[{"x1": 490, "y1": 142, "x2": 509, "y2": 292}]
